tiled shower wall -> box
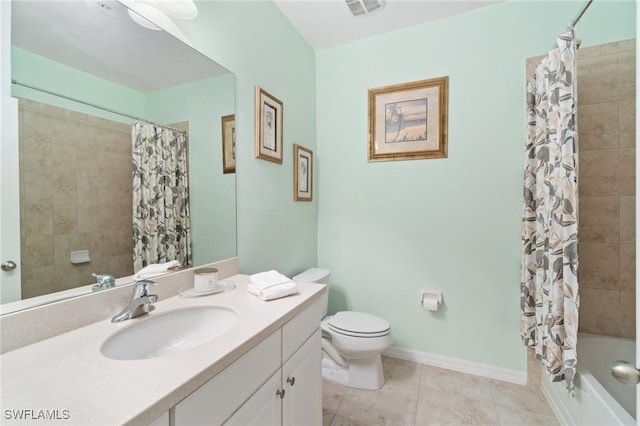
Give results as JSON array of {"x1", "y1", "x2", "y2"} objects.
[
  {"x1": 19, "y1": 99, "x2": 134, "y2": 299},
  {"x1": 576, "y1": 39, "x2": 636, "y2": 338}
]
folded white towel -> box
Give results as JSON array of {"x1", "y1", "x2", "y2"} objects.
[
  {"x1": 249, "y1": 270, "x2": 292, "y2": 291},
  {"x1": 248, "y1": 281, "x2": 298, "y2": 301},
  {"x1": 134, "y1": 260, "x2": 181, "y2": 280}
]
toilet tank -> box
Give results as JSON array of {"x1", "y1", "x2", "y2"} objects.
[{"x1": 293, "y1": 268, "x2": 331, "y2": 284}]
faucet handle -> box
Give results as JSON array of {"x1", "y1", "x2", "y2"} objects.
[
  {"x1": 91, "y1": 273, "x2": 115, "y2": 291},
  {"x1": 133, "y1": 279, "x2": 157, "y2": 297}
]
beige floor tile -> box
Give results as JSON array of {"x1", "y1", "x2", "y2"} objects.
[
  {"x1": 323, "y1": 408, "x2": 337, "y2": 426},
  {"x1": 337, "y1": 390, "x2": 417, "y2": 426},
  {"x1": 415, "y1": 386, "x2": 499, "y2": 426},
  {"x1": 323, "y1": 357, "x2": 557, "y2": 426},
  {"x1": 323, "y1": 379, "x2": 347, "y2": 411},
  {"x1": 328, "y1": 412, "x2": 372, "y2": 426},
  {"x1": 420, "y1": 365, "x2": 494, "y2": 402},
  {"x1": 495, "y1": 404, "x2": 559, "y2": 426},
  {"x1": 490, "y1": 380, "x2": 554, "y2": 416},
  {"x1": 381, "y1": 356, "x2": 422, "y2": 396}
]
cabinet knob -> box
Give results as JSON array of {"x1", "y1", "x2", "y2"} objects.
[
  {"x1": 286, "y1": 377, "x2": 295, "y2": 386},
  {"x1": 276, "y1": 389, "x2": 286, "y2": 399}
]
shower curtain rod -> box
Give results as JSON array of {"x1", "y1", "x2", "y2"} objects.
[
  {"x1": 569, "y1": 0, "x2": 593, "y2": 29},
  {"x1": 11, "y1": 79, "x2": 186, "y2": 134}
]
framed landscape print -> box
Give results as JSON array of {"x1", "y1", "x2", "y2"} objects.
[
  {"x1": 293, "y1": 144, "x2": 312, "y2": 201},
  {"x1": 255, "y1": 86, "x2": 283, "y2": 164},
  {"x1": 368, "y1": 76, "x2": 448, "y2": 162},
  {"x1": 221, "y1": 114, "x2": 235, "y2": 174}
]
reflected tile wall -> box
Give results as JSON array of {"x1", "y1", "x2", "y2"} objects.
[
  {"x1": 577, "y1": 39, "x2": 636, "y2": 338},
  {"x1": 19, "y1": 99, "x2": 134, "y2": 299}
]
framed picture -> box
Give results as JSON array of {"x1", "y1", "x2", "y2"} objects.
[
  {"x1": 293, "y1": 144, "x2": 313, "y2": 201},
  {"x1": 221, "y1": 114, "x2": 236, "y2": 174},
  {"x1": 368, "y1": 76, "x2": 448, "y2": 162},
  {"x1": 255, "y1": 86, "x2": 284, "y2": 164}
]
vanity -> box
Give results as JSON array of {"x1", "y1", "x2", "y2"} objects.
[{"x1": 0, "y1": 265, "x2": 327, "y2": 425}]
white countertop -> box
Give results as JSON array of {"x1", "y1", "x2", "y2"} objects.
[{"x1": 0, "y1": 275, "x2": 326, "y2": 425}]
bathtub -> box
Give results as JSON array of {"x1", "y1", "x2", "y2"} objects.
[{"x1": 542, "y1": 333, "x2": 636, "y2": 426}]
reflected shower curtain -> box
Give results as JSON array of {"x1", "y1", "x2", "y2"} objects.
[
  {"x1": 132, "y1": 122, "x2": 191, "y2": 272},
  {"x1": 521, "y1": 31, "x2": 579, "y2": 394}
]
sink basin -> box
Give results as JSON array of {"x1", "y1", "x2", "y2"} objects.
[{"x1": 101, "y1": 306, "x2": 237, "y2": 360}]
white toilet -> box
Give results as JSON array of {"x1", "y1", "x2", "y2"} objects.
[{"x1": 293, "y1": 268, "x2": 392, "y2": 390}]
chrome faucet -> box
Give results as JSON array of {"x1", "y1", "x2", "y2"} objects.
[
  {"x1": 92, "y1": 273, "x2": 115, "y2": 292},
  {"x1": 111, "y1": 280, "x2": 159, "y2": 323}
]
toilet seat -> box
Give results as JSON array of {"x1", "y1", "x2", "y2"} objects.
[{"x1": 326, "y1": 311, "x2": 390, "y2": 338}]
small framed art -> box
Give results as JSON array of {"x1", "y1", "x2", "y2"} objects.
[
  {"x1": 255, "y1": 86, "x2": 284, "y2": 164},
  {"x1": 221, "y1": 114, "x2": 235, "y2": 174},
  {"x1": 293, "y1": 144, "x2": 313, "y2": 201},
  {"x1": 368, "y1": 76, "x2": 448, "y2": 162}
]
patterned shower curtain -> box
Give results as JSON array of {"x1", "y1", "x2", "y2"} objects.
[
  {"x1": 132, "y1": 122, "x2": 191, "y2": 273},
  {"x1": 521, "y1": 31, "x2": 579, "y2": 395}
]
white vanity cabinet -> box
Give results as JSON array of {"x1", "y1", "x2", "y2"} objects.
[
  {"x1": 173, "y1": 295, "x2": 325, "y2": 426},
  {"x1": 226, "y1": 330, "x2": 321, "y2": 426}
]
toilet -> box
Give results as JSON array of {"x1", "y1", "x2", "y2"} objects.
[{"x1": 293, "y1": 268, "x2": 392, "y2": 390}]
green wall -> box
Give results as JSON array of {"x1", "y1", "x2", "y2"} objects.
[
  {"x1": 147, "y1": 74, "x2": 237, "y2": 267},
  {"x1": 174, "y1": 1, "x2": 318, "y2": 276},
  {"x1": 316, "y1": 0, "x2": 636, "y2": 371},
  {"x1": 11, "y1": 47, "x2": 146, "y2": 122}
]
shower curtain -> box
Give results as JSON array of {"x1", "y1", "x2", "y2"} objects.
[
  {"x1": 132, "y1": 121, "x2": 191, "y2": 272},
  {"x1": 521, "y1": 31, "x2": 579, "y2": 394}
]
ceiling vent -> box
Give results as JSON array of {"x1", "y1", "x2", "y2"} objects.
[{"x1": 345, "y1": 0, "x2": 384, "y2": 16}]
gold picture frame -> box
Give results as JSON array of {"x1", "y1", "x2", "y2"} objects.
[
  {"x1": 255, "y1": 86, "x2": 284, "y2": 164},
  {"x1": 221, "y1": 114, "x2": 235, "y2": 174},
  {"x1": 368, "y1": 76, "x2": 448, "y2": 162},
  {"x1": 293, "y1": 144, "x2": 313, "y2": 201}
]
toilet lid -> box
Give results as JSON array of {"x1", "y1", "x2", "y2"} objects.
[{"x1": 328, "y1": 311, "x2": 390, "y2": 337}]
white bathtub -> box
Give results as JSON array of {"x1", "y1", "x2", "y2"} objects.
[{"x1": 542, "y1": 333, "x2": 636, "y2": 426}]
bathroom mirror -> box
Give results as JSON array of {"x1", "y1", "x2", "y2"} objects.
[{"x1": 2, "y1": 0, "x2": 237, "y2": 313}]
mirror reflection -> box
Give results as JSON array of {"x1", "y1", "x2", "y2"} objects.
[{"x1": 5, "y1": 0, "x2": 237, "y2": 309}]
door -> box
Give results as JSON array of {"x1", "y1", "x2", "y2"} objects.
[{"x1": 0, "y1": 0, "x2": 22, "y2": 304}]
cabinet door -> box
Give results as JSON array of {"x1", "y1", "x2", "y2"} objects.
[
  {"x1": 282, "y1": 328, "x2": 322, "y2": 426},
  {"x1": 224, "y1": 369, "x2": 281, "y2": 426},
  {"x1": 174, "y1": 330, "x2": 281, "y2": 425}
]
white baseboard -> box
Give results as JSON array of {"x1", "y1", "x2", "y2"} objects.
[{"x1": 383, "y1": 345, "x2": 527, "y2": 385}]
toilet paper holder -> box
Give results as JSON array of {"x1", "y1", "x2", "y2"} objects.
[{"x1": 420, "y1": 291, "x2": 442, "y2": 310}]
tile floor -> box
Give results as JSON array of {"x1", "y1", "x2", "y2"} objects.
[{"x1": 322, "y1": 356, "x2": 559, "y2": 426}]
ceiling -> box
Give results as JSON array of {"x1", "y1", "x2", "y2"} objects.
[
  {"x1": 11, "y1": 0, "x2": 501, "y2": 91},
  {"x1": 273, "y1": 0, "x2": 501, "y2": 51},
  {"x1": 11, "y1": 0, "x2": 228, "y2": 92}
]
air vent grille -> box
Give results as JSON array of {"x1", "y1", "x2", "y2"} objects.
[{"x1": 345, "y1": 0, "x2": 383, "y2": 16}]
